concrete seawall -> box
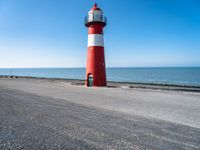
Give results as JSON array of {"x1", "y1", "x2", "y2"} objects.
[{"x1": 1, "y1": 75, "x2": 200, "y2": 92}]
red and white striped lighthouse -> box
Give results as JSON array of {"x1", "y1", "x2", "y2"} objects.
[{"x1": 85, "y1": 3, "x2": 107, "y2": 87}]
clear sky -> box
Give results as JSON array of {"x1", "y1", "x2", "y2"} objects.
[{"x1": 0, "y1": 0, "x2": 200, "y2": 68}]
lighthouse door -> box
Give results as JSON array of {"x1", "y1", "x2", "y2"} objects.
[{"x1": 88, "y1": 74, "x2": 93, "y2": 87}]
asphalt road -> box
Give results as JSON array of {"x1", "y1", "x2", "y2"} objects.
[
  {"x1": 1, "y1": 78, "x2": 200, "y2": 128},
  {"x1": 0, "y1": 87, "x2": 200, "y2": 149}
]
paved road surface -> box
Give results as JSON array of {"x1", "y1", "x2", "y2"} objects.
[
  {"x1": 0, "y1": 78, "x2": 200, "y2": 149},
  {"x1": 0, "y1": 78, "x2": 200, "y2": 128}
]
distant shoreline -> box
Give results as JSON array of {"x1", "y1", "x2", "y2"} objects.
[{"x1": 1, "y1": 75, "x2": 200, "y2": 93}]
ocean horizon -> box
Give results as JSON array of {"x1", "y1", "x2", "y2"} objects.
[{"x1": 0, "y1": 67, "x2": 200, "y2": 87}]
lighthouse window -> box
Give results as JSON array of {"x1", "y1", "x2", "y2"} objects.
[
  {"x1": 88, "y1": 13, "x2": 93, "y2": 22},
  {"x1": 93, "y1": 11, "x2": 102, "y2": 21}
]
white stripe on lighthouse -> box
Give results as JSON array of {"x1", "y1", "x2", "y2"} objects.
[{"x1": 88, "y1": 34, "x2": 104, "y2": 47}]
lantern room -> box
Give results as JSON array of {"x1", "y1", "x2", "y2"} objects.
[{"x1": 85, "y1": 3, "x2": 107, "y2": 27}]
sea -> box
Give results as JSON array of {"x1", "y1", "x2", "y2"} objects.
[{"x1": 0, "y1": 67, "x2": 200, "y2": 87}]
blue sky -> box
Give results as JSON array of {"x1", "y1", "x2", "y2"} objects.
[{"x1": 0, "y1": 0, "x2": 200, "y2": 68}]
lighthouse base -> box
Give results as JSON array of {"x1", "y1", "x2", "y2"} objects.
[
  {"x1": 86, "y1": 46, "x2": 107, "y2": 87},
  {"x1": 85, "y1": 76, "x2": 107, "y2": 87}
]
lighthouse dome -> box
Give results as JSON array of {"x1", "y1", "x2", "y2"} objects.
[{"x1": 90, "y1": 3, "x2": 101, "y2": 11}]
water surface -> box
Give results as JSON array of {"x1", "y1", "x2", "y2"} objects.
[{"x1": 0, "y1": 67, "x2": 200, "y2": 86}]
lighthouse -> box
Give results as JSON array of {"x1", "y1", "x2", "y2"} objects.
[{"x1": 85, "y1": 3, "x2": 107, "y2": 87}]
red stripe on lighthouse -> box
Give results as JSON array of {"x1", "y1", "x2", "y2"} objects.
[{"x1": 88, "y1": 24, "x2": 103, "y2": 35}]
